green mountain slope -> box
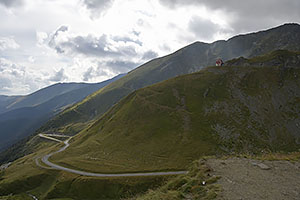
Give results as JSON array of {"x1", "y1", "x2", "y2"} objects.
[
  {"x1": 38, "y1": 23, "x2": 300, "y2": 136},
  {"x1": 50, "y1": 50, "x2": 300, "y2": 173}
]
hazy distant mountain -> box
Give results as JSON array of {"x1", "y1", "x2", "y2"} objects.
[
  {"x1": 0, "y1": 82, "x2": 112, "y2": 114},
  {"x1": 0, "y1": 95, "x2": 20, "y2": 114},
  {"x1": 38, "y1": 23, "x2": 300, "y2": 135},
  {"x1": 0, "y1": 74, "x2": 125, "y2": 152}
]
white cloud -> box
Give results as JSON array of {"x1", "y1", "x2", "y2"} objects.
[
  {"x1": 0, "y1": 57, "x2": 71, "y2": 95},
  {"x1": 0, "y1": 58, "x2": 31, "y2": 95},
  {"x1": 83, "y1": 66, "x2": 108, "y2": 81},
  {"x1": 0, "y1": 37, "x2": 20, "y2": 50},
  {"x1": 28, "y1": 56, "x2": 35, "y2": 63},
  {"x1": 36, "y1": 31, "x2": 48, "y2": 46}
]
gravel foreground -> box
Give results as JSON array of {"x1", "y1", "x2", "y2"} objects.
[{"x1": 206, "y1": 157, "x2": 300, "y2": 200}]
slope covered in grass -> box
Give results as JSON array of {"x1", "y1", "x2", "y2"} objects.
[
  {"x1": 38, "y1": 23, "x2": 300, "y2": 136},
  {"x1": 132, "y1": 159, "x2": 221, "y2": 200},
  {"x1": 51, "y1": 50, "x2": 300, "y2": 173},
  {"x1": 0, "y1": 138, "x2": 167, "y2": 200}
]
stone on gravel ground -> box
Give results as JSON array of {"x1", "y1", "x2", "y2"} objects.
[
  {"x1": 257, "y1": 163, "x2": 271, "y2": 170},
  {"x1": 252, "y1": 162, "x2": 271, "y2": 170}
]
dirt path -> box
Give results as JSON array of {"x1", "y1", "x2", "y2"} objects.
[{"x1": 206, "y1": 157, "x2": 300, "y2": 200}]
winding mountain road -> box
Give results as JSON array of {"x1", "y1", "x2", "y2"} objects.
[
  {"x1": 38, "y1": 134, "x2": 62, "y2": 143},
  {"x1": 39, "y1": 135, "x2": 188, "y2": 177}
]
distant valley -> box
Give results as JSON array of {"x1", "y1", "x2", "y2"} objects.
[{"x1": 0, "y1": 74, "x2": 125, "y2": 152}]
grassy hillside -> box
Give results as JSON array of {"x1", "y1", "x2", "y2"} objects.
[
  {"x1": 0, "y1": 138, "x2": 169, "y2": 200},
  {"x1": 132, "y1": 159, "x2": 221, "y2": 200},
  {"x1": 37, "y1": 23, "x2": 300, "y2": 136},
  {"x1": 50, "y1": 50, "x2": 300, "y2": 174}
]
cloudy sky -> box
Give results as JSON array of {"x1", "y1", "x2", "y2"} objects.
[{"x1": 0, "y1": 0, "x2": 299, "y2": 95}]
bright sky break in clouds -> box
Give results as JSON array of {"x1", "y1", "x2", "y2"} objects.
[{"x1": 0, "y1": 0, "x2": 299, "y2": 95}]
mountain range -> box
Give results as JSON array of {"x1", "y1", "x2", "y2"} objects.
[
  {"x1": 37, "y1": 23, "x2": 300, "y2": 137},
  {"x1": 0, "y1": 74, "x2": 125, "y2": 152},
  {"x1": 0, "y1": 23, "x2": 300, "y2": 199},
  {"x1": 2, "y1": 23, "x2": 300, "y2": 164}
]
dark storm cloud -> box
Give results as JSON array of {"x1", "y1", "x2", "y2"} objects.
[
  {"x1": 188, "y1": 16, "x2": 219, "y2": 40},
  {"x1": 0, "y1": 0, "x2": 23, "y2": 8},
  {"x1": 81, "y1": 0, "x2": 115, "y2": 18},
  {"x1": 159, "y1": 0, "x2": 300, "y2": 33}
]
